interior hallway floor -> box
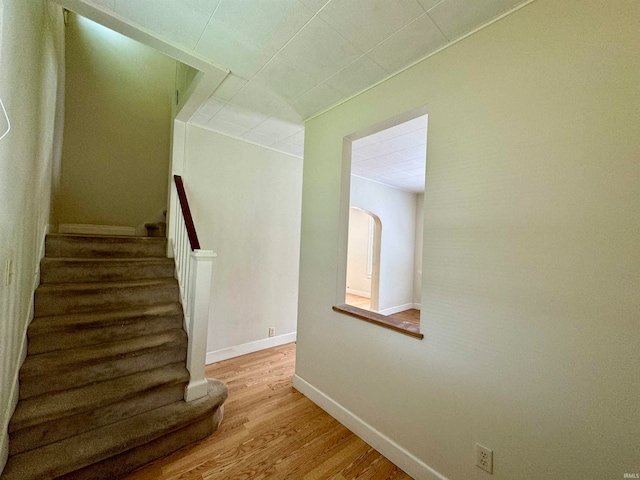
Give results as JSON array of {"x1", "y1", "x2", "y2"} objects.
[{"x1": 122, "y1": 343, "x2": 411, "y2": 479}]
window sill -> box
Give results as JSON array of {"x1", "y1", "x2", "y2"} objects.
[{"x1": 332, "y1": 304, "x2": 424, "y2": 340}]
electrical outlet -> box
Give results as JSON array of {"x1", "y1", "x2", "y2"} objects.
[
  {"x1": 268, "y1": 327, "x2": 275, "y2": 337},
  {"x1": 475, "y1": 443, "x2": 493, "y2": 474}
]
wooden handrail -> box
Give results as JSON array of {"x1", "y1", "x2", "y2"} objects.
[{"x1": 174, "y1": 175, "x2": 200, "y2": 250}]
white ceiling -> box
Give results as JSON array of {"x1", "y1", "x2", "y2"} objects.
[
  {"x1": 82, "y1": 0, "x2": 527, "y2": 187},
  {"x1": 352, "y1": 115, "x2": 427, "y2": 193}
]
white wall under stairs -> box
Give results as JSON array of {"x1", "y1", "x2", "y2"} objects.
[{"x1": 182, "y1": 126, "x2": 303, "y2": 362}]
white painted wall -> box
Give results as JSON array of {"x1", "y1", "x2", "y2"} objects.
[
  {"x1": 346, "y1": 207, "x2": 372, "y2": 297},
  {"x1": 295, "y1": 1, "x2": 640, "y2": 479},
  {"x1": 350, "y1": 175, "x2": 416, "y2": 314},
  {"x1": 413, "y1": 192, "x2": 424, "y2": 307},
  {"x1": 0, "y1": 1, "x2": 65, "y2": 473},
  {"x1": 184, "y1": 125, "x2": 302, "y2": 362}
]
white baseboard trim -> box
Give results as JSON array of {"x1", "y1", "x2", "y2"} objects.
[
  {"x1": 378, "y1": 303, "x2": 414, "y2": 316},
  {"x1": 293, "y1": 375, "x2": 448, "y2": 480},
  {"x1": 413, "y1": 303, "x2": 421, "y2": 310},
  {"x1": 346, "y1": 288, "x2": 371, "y2": 298},
  {"x1": 58, "y1": 223, "x2": 136, "y2": 236},
  {"x1": 206, "y1": 332, "x2": 297, "y2": 364}
]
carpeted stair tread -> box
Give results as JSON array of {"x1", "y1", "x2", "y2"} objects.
[
  {"x1": 30, "y1": 302, "x2": 183, "y2": 333},
  {"x1": 28, "y1": 303, "x2": 184, "y2": 354},
  {"x1": 21, "y1": 329, "x2": 186, "y2": 378},
  {"x1": 19, "y1": 330, "x2": 187, "y2": 398},
  {"x1": 35, "y1": 277, "x2": 178, "y2": 293},
  {"x1": 3, "y1": 233, "x2": 228, "y2": 479},
  {"x1": 28, "y1": 302, "x2": 183, "y2": 332},
  {"x1": 45, "y1": 234, "x2": 167, "y2": 258},
  {"x1": 34, "y1": 278, "x2": 180, "y2": 316},
  {"x1": 10, "y1": 363, "x2": 190, "y2": 433},
  {"x1": 10, "y1": 383, "x2": 188, "y2": 456},
  {"x1": 40, "y1": 256, "x2": 175, "y2": 284},
  {"x1": 2, "y1": 379, "x2": 227, "y2": 480},
  {"x1": 58, "y1": 411, "x2": 222, "y2": 480}
]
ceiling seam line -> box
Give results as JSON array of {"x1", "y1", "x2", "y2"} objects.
[
  {"x1": 425, "y1": 10, "x2": 450, "y2": 42},
  {"x1": 303, "y1": 0, "x2": 539, "y2": 122},
  {"x1": 226, "y1": 2, "x2": 332, "y2": 104},
  {"x1": 289, "y1": 11, "x2": 433, "y2": 104},
  {"x1": 195, "y1": 124, "x2": 303, "y2": 159},
  {"x1": 285, "y1": 16, "x2": 371, "y2": 103},
  {"x1": 193, "y1": 0, "x2": 223, "y2": 54}
]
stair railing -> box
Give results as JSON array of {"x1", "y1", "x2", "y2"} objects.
[{"x1": 168, "y1": 174, "x2": 215, "y2": 402}]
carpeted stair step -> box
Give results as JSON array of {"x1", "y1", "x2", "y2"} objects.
[
  {"x1": 46, "y1": 233, "x2": 167, "y2": 258},
  {"x1": 28, "y1": 303, "x2": 184, "y2": 355},
  {"x1": 59, "y1": 408, "x2": 224, "y2": 480},
  {"x1": 9, "y1": 364, "x2": 189, "y2": 455},
  {"x1": 3, "y1": 233, "x2": 228, "y2": 479},
  {"x1": 2, "y1": 379, "x2": 227, "y2": 480},
  {"x1": 40, "y1": 256, "x2": 175, "y2": 284},
  {"x1": 11, "y1": 361, "x2": 188, "y2": 434},
  {"x1": 19, "y1": 330, "x2": 187, "y2": 399},
  {"x1": 34, "y1": 278, "x2": 180, "y2": 317}
]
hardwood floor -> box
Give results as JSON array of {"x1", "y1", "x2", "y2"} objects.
[
  {"x1": 345, "y1": 293, "x2": 371, "y2": 310},
  {"x1": 345, "y1": 293, "x2": 420, "y2": 327},
  {"x1": 123, "y1": 343, "x2": 411, "y2": 480},
  {"x1": 392, "y1": 309, "x2": 420, "y2": 326}
]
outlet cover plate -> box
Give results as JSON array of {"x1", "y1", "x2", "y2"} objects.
[{"x1": 475, "y1": 443, "x2": 493, "y2": 474}]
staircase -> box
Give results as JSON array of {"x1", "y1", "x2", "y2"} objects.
[{"x1": 2, "y1": 234, "x2": 227, "y2": 480}]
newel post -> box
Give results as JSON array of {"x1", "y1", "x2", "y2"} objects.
[{"x1": 184, "y1": 249, "x2": 216, "y2": 402}]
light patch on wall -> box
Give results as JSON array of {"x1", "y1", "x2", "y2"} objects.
[
  {"x1": 0, "y1": 98, "x2": 9, "y2": 141},
  {"x1": 75, "y1": 13, "x2": 131, "y2": 49}
]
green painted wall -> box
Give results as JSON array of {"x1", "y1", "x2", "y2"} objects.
[
  {"x1": 55, "y1": 13, "x2": 175, "y2": 233},
  {"x1": 175, "y1": 61, "x2": 199, "y2": 116}
]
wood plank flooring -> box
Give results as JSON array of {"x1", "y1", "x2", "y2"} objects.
[
  {"x1": 122, "y1": 343, "x2": 412, "y2": 480},
  {"x1": 391, "y1": 309, "x2": 420, "y2": 326},
  {"x1": 345, "y1": 293, "x2": 371, "y2": 310},
  {"x1": 345, "y1": 293, "x2": 420, "y2": 326}
]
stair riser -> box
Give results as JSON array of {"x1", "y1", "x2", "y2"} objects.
[
  {"x1": 46, "y1": 236, "x2": 167, "y2": 258},
  {"x1": 10, "y1": 382, "x2": 187, "y2": 456},
  {"x1": 2, "y1": 380, "x2": 227, "y2": 480},
  {"x1": 40, "y1": 260, "x2": 175, "y2": 284},
  {"x1": 9, "y1": 363, "x2": 191, "y2": 432},
  {"x1": 35, "y1": 283, "x2": 180, "y2": 317},
  {"x1": 3, "y1": 234, "x2": 229, "y2": 480},
  {"x1": 57, "y1": 413, "x2": 219, "y2": 480},
  {"x1": 19, "y1": 343, "x2": 187, "y2": 399},
  {"x1": 28, "y1": 314, "x2": 183, "y2": 355}
]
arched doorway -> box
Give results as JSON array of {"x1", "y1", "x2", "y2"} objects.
[{"x1": 345, "y1": 207, "x2": 381, "y2": 312}]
